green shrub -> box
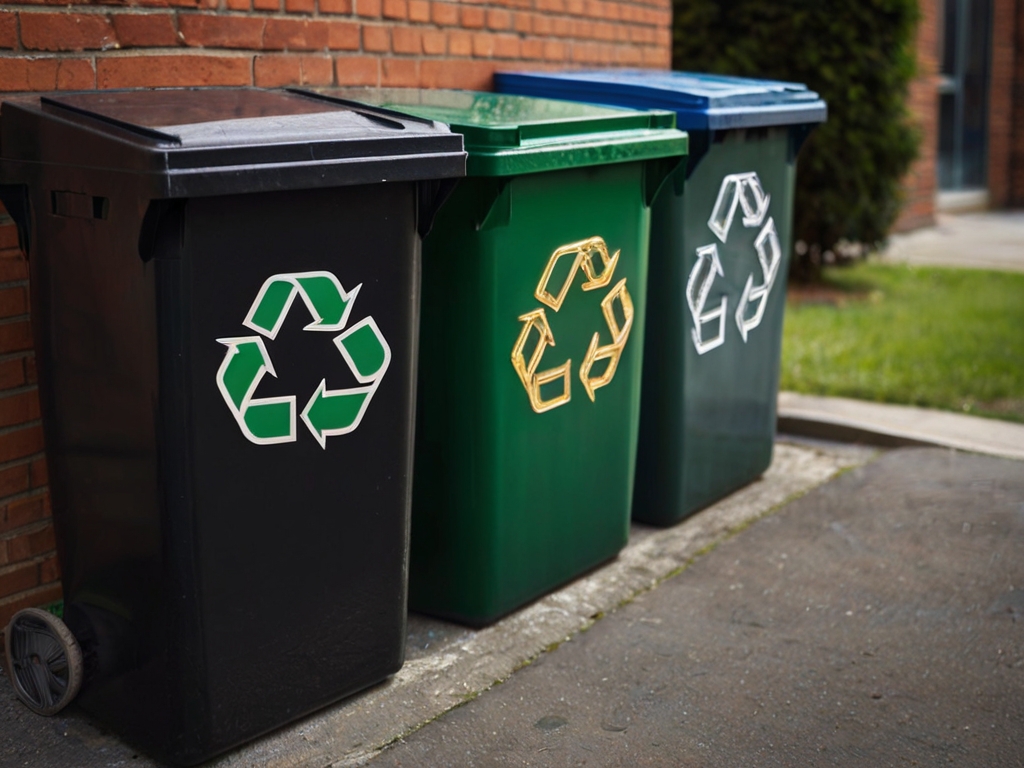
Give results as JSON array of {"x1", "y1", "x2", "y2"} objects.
[{"x1": 673, "y1": 0, "x2": 921, "y2": 280}]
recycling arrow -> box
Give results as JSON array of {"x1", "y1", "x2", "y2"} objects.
[
  {"x1": 685, "y1": 244, "x2": 727, "y2": 356},
  {"x1": 217, "y1": 271, "x2": 390, "y2": 448}
]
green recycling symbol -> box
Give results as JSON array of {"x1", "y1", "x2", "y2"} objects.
[{"x1": 215, "y1": 271, "x2": 391, "y2": 448}]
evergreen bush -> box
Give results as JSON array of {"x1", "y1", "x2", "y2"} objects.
[{"x1": 673, "y1": 0, "x2": 921, "y2": 280}]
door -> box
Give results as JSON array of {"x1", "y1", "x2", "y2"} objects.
[{"x1": 937, "y1": 0, "x2": 993, "y2": 191}]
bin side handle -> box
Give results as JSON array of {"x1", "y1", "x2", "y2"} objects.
[
  {"x1": 642, "y1": 155, "x2": 686, "y2": 209},
  {"x1": 417, "y1": 177, "x2": 460, "y2": 239},
  {"x1": 138, "y1": 199, "x2": 186, "y2": 263},
  {"x1": 0, "y1": 185, "x2": 31, "y2": 258}
]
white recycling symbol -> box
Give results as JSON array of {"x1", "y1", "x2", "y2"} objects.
[{"x1": 687, "y1": 172, "x2": 782, "y2": 355}]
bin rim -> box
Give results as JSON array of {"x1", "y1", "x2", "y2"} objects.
[
  {"x1": 493, "y1": 70, "x2": 828, "y2": 132},
  {"x1": 0, "y1": 87, "x2": 467, "y2": 197},
  {"x1": 299, "y1": 87, "x2": 689, "y2": 177}
]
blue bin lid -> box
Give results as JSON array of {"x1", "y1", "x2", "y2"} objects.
[{"x1": 494, "y1": 70, "x2": 827, "y2": 131}]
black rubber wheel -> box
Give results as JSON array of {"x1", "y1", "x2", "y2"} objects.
[{"x1": 4, "y1": 607, "x2": 82, "y2": 716}]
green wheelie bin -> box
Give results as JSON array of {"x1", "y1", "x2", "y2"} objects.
[
  {"x1": 301, "y1": 87, "x2": 688, "y2": 623},
  {"x1": 495, "y1": 71, "x2": 826, "y2": 525}
]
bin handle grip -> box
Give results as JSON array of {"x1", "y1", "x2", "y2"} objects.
[
  {"x1": 0, "y1": 185, "x2": 31, "y2": 259},
  {"x1": 643, "y1": 155, "x2": 686, "y2": 209},
  {"x1": 417, "y1": 177, "x2": 459, "y2": 239}
]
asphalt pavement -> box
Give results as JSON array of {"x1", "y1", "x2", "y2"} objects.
[{"x1": 373, "y1": 447, "x2": 1024, "y2": 767}]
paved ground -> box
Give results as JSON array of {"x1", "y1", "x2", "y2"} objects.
[
  {"x1": 880, "y1": 211, "x2": 1024, "y2": 272},
  {"x1": 373, "y1": 448, "x2": 1024, "y2": 767},
  {"x1": 0, "y1": 439, "x2": 871, "y2": 768}
]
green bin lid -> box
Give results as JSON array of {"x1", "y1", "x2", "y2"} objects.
[{"x1": 297, "y1": 88, "x2": 688, "y2": 177}]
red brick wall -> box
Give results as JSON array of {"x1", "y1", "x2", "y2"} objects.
[
  {"x1": 989, "y1": 0, "x2": 1018, "y2": 208},
  {"x1": 1013, "y1": 0, "x2": 1024, "y2": 205},
  {"x1": 0, "y1": 0, "x2": 671, "y2": 627},
  {"x1": 894, "y1": 0, "x2": 940, "y2": 232}
]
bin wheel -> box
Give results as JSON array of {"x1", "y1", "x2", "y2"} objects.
[{"x1": 4, "y1": 607, "x2": 82, "y2": 716}]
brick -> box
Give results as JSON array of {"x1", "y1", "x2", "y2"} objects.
[
  {"x1": 0, "y1": 253, "x2": 26, "y2": 283},
  {"x1": 420, "y1": 58, "x2": 494, "y2": 89},
  {"x1": 536, "y1": 0, "x2": 565, "y2": 11},
  {"x1": 355, "y1": 0, "x2": 381, "y2": 17},
  {"x1": 5, "y1": 523, "x2": 55, "y2": 565},
  {"x1": 493, "y1": 33, "x2": 519, "y2": 59},
  {"x1": 472, "y1": 32, "x2": 493, "y2": 57},
  {"x1": 0, "y1": 12, "x2": 17, "y2": 50},
  {"x1": 0, "y1": 320, "x2": 33, "y2": 354},
  {"x1": 20, "y1": 12, "x2": 117, "y2": 52},
  {"x1": 319, "y1": 0, "x2": 352, "y2": 13},
  {"x1": 0, "y1": 391, "x2": 40, "y2": 430},
  {"x1": 179, "y1": 15, "x2": 266, "y2": 49},
  {"x1": 39, "y1": 553, "x2": 59, "y2": 584},
  {"x1": 327, "y1": 20, "x2": 359, "y2": 50},
  {"x1": 0, "y1": 464, "x2": 29, "y2": 501},
  {"x1": 97, "y1": 54, "x2": 252, "y2": 87},
  {"x1": 461, "y1": 6, "x2": 485, "y2": 28},
  {"x1": 380, "y1": 57, "x2": 418, "y2": 87},
  {"x1": 543, "y1": 39, "x2": 565, "y2": 60},
  {"x1": 0, "y1": 584, "x2": 62, "y2": 629},
  {"x1": 257, "y1": 54, "x2": 330, "y2": 84},
  {"x1": 361, "y1": 25, "x2": 389, "y2": 52},
  {"x1": 391, "y1": 26, "x2": 422, "y2": 54},
  {"x1": 4, "y1": 494, "x2": 46, "y2": 532},
  {"x1": 422, "y1": 30, "x2": 446, "y2": 56},
  {"x1": 112, "y1": 13, "x2": 179, "y2": 47},
  {"x1": 0, "y1": 426, "x2": 43, "y2": 466},
  {"x1": 431, "y1": 2, "x2": 458, "y2": 26},
  {"x1": 382, "y1": 0, "x2": 407, "y2": 19},
  {"x1": 487, "y1": 8, "x2": 511, "y2": 29},
  {"x1": 0, "y1": 288, "x2": 26, "y2": 319},
  {"x1": 447, "y1": 29, "x2": 471, "y2": 56},
  {"x1": 513, "y1": 12, "x2": 531, "y2": 33},
  {"x1": 0, "y1": 561, "x2": 39, "y2": 597},
  {"x1": 24, "y1": 357, "x2": 35, "y2": 385},
  {"x1": 0, "y1": 226, "x2": 17, "y2": 252},
  {"x1": 285, "y1": 0, "x2": 316, "y2": 12},
  {"x1": 0, "y1": 58, "x2": 60, "y2": 92},
  {"x1": 226, "y1": 0, "x2": 251, "y2": 10},
  {"x1": 532, "y1": 14, "x2": 554, "y2": 36},
  {"x1": 253, "y1": 0, "x2": 281, "y2": 10},
  {"x1": 263, "y1": 18, "x2": 328, "y2": 50},
  {"x1": 565, "y1": 0, "x2": 584, "y2": 13},
  {"x1": 0, "y1": 359, "x2": 25, "y2": 392},
  {"x1": 56, "y1": 58, "x2": 95, "y2": 89},
  {"x1": 520, "y1": 37, "x2": 544, "y2": 60},
  {"x1": 408, "y1": 0, "x2": 430, "y2": 22},
  {"x1": 334, "y1": 55, "x2": 378, "y2": 85},
  {"x1": 29, "y1": 458, "x2": 46, "y2": 489}
]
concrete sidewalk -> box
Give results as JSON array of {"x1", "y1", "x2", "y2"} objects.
[
  {"x1": 879, "y1": 211, "x2": 1024, "y2": 272},
  {"x1": 778, "y1": 391, "x2": 1024, "y2": 461}
]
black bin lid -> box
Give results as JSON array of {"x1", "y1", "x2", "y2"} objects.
[{"x1": 0, "y1": 88, "x2": 466, "y2": 198}]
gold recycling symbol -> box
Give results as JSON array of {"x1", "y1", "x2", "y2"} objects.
[{"x1": 511, "y1": 236, "x2": 634, "y2": 414}]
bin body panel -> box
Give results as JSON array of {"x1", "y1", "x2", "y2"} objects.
[
  {"x1": 634, "y1": 128, "x2": 794, "y2": 524},
  {"x1": 31, "y1": 182, "x2": 420, "y2": 764},
  {"x1": 412, "y1": 163, "x2": 648, "y2": 623},
  {"x1": 184, "y1": 183, "x2": 418, "y2": 753}
]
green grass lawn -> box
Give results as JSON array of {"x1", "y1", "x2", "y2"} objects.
[{"x1": 781, "y1": 262, "x2": 1024, "y2": 423}]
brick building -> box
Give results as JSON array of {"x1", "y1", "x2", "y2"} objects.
[
  {"x1": 0, "y1": 0, "x2": 1020, "y2": 624},
  {"x1": 897, "y1": 0, "x2": 1024, "y2": 229}
]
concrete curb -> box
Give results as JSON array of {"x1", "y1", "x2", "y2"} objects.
[{"x1": 777, "y1": 392, "x2": 1024, "y2": 461}]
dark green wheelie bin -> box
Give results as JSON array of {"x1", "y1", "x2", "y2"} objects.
[
  {"x1": 302, "y1": 87, "x2": 688, "y2": 623},
  {"x1": 495, "y1": 71, "x2": 826, "y2": 525}
]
